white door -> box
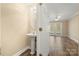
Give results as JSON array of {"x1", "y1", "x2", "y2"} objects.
[{"x1": 36, "y1": 4, "x2": 49, "y2": 56}]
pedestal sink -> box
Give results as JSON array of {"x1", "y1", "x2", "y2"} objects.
[
  {"x1": 26, "y1": 32, "x2": 37, "y2": 37},
  {"x1": 26, "y1": 32, "x2": 37, "y2": 55}
]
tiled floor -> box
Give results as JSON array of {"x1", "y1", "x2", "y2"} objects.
[
  {"x1": 20, "y1": 36, "x2": 78, "y2": 56},
  {"x1": 62, "y1": 37, "x2": 78, "y2": 56},
  {"x1": 49, "y1": 36, "x2": 78, "y2": 56},
  {"x1": 49, "y1": 36, "x2": 64, "y2": 56}
]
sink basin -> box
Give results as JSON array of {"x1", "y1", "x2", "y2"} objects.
[{"x1": 26, "y1": 32, "x2": 37, "y2": 37}]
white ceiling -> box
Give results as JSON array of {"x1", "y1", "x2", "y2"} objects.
[{"x1": 44, "y1": 3, "x2": 79, "y2": 21}]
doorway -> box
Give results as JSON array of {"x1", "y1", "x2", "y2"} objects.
[{"x1": 50, "y1": 21, "x2": 63, "y2": 36}]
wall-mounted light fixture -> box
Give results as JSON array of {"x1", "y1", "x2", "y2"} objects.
[{"x1": 55, "y1": 15, "x2": 61, "y2": 21}]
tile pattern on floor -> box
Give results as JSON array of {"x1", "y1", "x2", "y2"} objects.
[
  {"x1": 49, "y1": 36, "x2": 78, "y2": 56},
  {"x1": 20, "y1": 36, "x2": 78, "y2": 56}
]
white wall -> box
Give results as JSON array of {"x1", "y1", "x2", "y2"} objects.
[
  {"x1": 0, "y1": 4, "x2": 1, "y2": 54},
  {"x1": 1, "y1": 4, "x2": 32, "y2": 56},
  {"x1": 69, "y1": 14, "x2": 79, "y2": 43},
  {"x1": 62, "y1": 20, "x2": 69, "y2": 37}
]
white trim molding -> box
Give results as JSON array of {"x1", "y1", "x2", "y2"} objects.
[
  {"x1": 13, "y1": 46, "x2": 31, "y2": 56},
  {"x1": 68, "y1": 36, "x2": 79, "y2": 44}
]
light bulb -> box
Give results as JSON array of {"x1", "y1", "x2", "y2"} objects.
[
  {"x1": 55, "y1": 18, "x2": 59, "y2": 21},
  {"x1": 57, "y1": 16, "x2": 61, "y2": 19}
]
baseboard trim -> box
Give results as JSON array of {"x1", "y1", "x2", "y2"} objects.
[
  {"x1": 68, "y1": 36, "x2": 79, "y2": 44},
  {"x1": 13, "y1": 46, "x2": 31, "y2": 56}
]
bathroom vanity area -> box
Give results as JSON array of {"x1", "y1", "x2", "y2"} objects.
[{"x1": 26, "y1": 32, "x2": 37, "y2": 55}]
